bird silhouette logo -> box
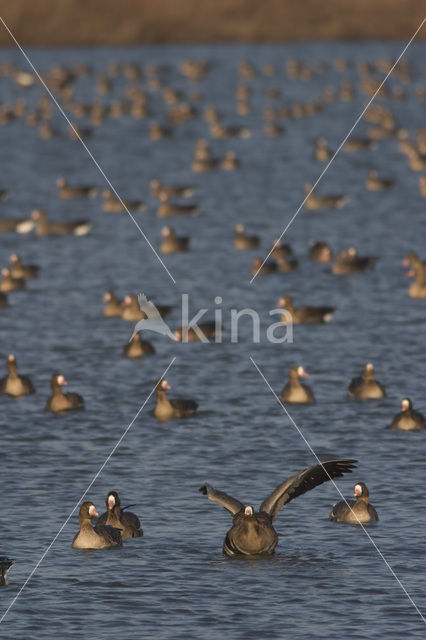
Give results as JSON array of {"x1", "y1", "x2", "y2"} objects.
[{"x1": 129, "y1": 293, "x2": 177, "y2": 342}]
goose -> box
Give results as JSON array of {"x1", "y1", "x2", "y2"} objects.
[
  {"x1": 0, "y1": 354, "x2": 35, "y2": 396},
  {"x1": 31, "y1": 209, "x2": 92, "y2": 236},
  {"x1": 174, "y1": 322, "x2": 217, "y2": 342},
  {"x1": 72, "y1": 502, "x2": 122, "y2": 549},
  {"x1": 387, "y1": 398, "x2": 426, "y2": 430},
  {"x1": 97, "y1": 491, "x2": 142, "y2": 538},
  {"x1": 9, "y1": 254, "x2": 39, "y2": 279},
  {"x1": 45, "y1": 374, "x2": 84, "y2": 413},
  {"x1": 329, "y1": 482, "x2": 378, "y2": 523},
  {"x1": 150, "y1": 179, "x2": 194, "y2": 199},
  {"x1": 279, "y1": 365, "x2": 315, "y2": 404},
  {"x1": 153, "y1": 379, "x2": 198, "y2": 420},
  {"x1": 199, "y1": 459, "x2": 357, "y2": 556},
  {"x1": 233, "y1": 225, "x2": 260, "y2": 250},
  {"x1": 0, "y1": 268, "x2": 26, "y2": 292},
  {"x1": 102, "y1": 189, "x2": 146, "y2": 213},
  {"x1": 309, "y1": 241, "x2": 333, "y2": 262},
  {"x1": 123, "y1": 333, "x2": 155, "y2": 358},
  {"x1": 365, "y1": 170, "x2": 393, "y2": 191},
  {"x1": 103, "y1": 291, "x2": 123, "y2": 317},
  {"x1": 277, "y1": 296, "x2": 336, "y2": 324},
  {"x1": 304, "y1": 184, "x2": 348, "y2": 210},
  {"x1": 0, "y1": 557, "x2": 14, "y2": 586},
  {"x1": 157, "y1": 193, "x2": 199, "y2": 218},
  {"x1": 160, "y1": 226, "x2": 190, "y2": 253},
  {"x1": 408, "y1": 262, "x2": 426, "y2": 298},
  {"x1": 347, "y1": 363, "x2": 386, "y2": 399},
  {"x1": 56, "y1": 177, "x2": 98, "y2": 199}
]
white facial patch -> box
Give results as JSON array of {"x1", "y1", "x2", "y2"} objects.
[
  {"x1": 354, "y1": 484, "x2": 362, "y2": 496},
  {"x1": 244, "y1": 506, "x2": 253, "y2": 516},
  {"x1": 88, "y1": 505, "x2": 97, "y2": 516},
  {"x1": 57, "y1": 375, "x2": 65, "y2": 385},
  {"x1": 402, "y1": 399, "x2": 409, "y2": 410}
]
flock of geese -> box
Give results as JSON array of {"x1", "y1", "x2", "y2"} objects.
[{"x1": 0, "y1": 50, "x2": 425, "y2": 582}]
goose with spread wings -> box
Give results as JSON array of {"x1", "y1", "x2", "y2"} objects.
[
  {"x1": 199, "y1": 459, "x2": 357, "y2": 556},
  {"x1": 129, "y1": 293, "x2": 177, "y2": 342}
]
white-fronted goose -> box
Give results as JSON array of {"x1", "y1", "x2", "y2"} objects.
[
  {"x1": 0, "y1": 268, "x2": 26, "y2": 292},
  {"x1": 31, "y1": 209, "x2": 92, "y2": 236},
  {"x1": 160, "y1": 226, "x2": 190, "y2": 253},
  {"x1": 200, "y1": 459, "x2": 357, "y2": 555},
  {"x1": 103, "y1": 291, "x2": 122, "y2": 317},
  {"x1": 280, "y1": 365, "x2": 315, "y2": 404},
  {"x1": 72, "y1": 502, "x2": 122, "y2": 549},
  {"x1": 121, "y1": 295, "x2": 147, "y2": 322},
  {"x1": 343, "y1": 138, "x2": 376, "y2": 151},
  {"x1": 174, "y1": 322, "x2": 217, "y2": 342},
  {"x1": 150, "y1": 179, "x2": 194, "y2": 199},
  {"x1": 233, "y1": 225, "x2": 260, "y2": 250},
  {"x1": 9, "y1": 253, "x2": 39, "y2": 279},
  {"x1": 309, "y1": 241, "x2": 333, "y2": 262},
  {"x1": 347, "y1": 363, "x2": 386, "y2": 399},
  {"x1": 277, "y1": 295, "x2": 336, "y2": 324},
  {"x1": 123, "y1": 333, "x2": 155, "y2": 358},
  {"x1": 220, "y1": 150, "x2": 240, "y2": 169},
  {"x1": 387, "y1": 398, "x2": 426, "y2": 430},
  {"x1": 56, "y1": 177, "x2": 98, "y2": 199},
  {"x1": 0, "y1": 557, "x2": 14, "y2": 586},
  {"x1": 329, "y1": 482, "x2": 378, "y2": 523},
  {"x1": 0, "y1": 354, "x2": 35, "y2": 396},
  {"x1": 102, "y1": 189, "x2": 146, "y2": 213},
  {"x1": 365, "y1": 170, "x2": 393, "y2": 190},
  {"x1": 157, "y1": 194, "x2": 199, "y2": 218},
  {"x1": 314, "y1": 137, "x2": 333, "y2": 162},
  {"x1": 45, "y1": 374, "x2": 84, "y2": 413},
  {"x1": 154, "y1": 379, "x2": 198, "y2": 420},
  {"x1": 97, "y1": 491, "x2": 142, "y2": 538},
  {"x1": 251, "y1": 258, "x2": 278, "y2": 275},
  {"x1": 408, "y1": 262, "x2": 426, "y2": 298},
  {"x1": 304, "y1": 184, "x2": 348, "y2": 210}
]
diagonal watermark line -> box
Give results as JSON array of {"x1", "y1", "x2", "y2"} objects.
[
  {"x1": 0, "y1": 16, "x2": 176, "y2": 285},
  {"x1": 0, "y1": 357, "x2": 176, "y2": 624},
  {"x1": 250, "y1": 15, "x2": 426, "y2": 284},
  {"x1": 249, "y1": 356, "x2": 426, "y2": 623}
]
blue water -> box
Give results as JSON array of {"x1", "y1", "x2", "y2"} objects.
[{"x1": 0, "y1": 42, "x2": 425, "y2": 639}]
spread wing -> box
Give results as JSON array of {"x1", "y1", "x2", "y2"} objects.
[
  {"x1": 199, "y1": 483, "x2": 244, "y2": 515},
  {"x1": 260, "y1": 459, "x2": 357, "y2": 521},
  {"x1": 138, "y1": 293, "x2": 162, "y2": 320}
]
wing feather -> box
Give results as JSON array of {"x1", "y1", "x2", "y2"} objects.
[
  {"x1": 260, "y1": 459, "x2": 357, "y2": 521},
  {"x1": 199, "y1": 483, "x2": 244, "y2": 515}
]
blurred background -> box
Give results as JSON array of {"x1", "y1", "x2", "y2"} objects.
[{"x1": 0, "y1": 0, "x2": 425, "y2": 46}]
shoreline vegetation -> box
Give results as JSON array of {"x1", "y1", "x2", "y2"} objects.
[{"x1": 0, "y1": 0, "x2": 425, "y2": 47}]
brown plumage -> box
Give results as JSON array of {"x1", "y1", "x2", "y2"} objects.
[
  {"x1": 279, "y1": 365, "x2": 315, "y2": 404},
  {"x1": 72, "y1": 502, "x2": 122, "y2": 549},
  {"x1": 97, "y1": 491, "x2": 142, "y2": 538},
  {"x1": 45, "y1": 373, "x2": 84, "y2": 413},
  {"x1": 329, "y1": 482, "x2": 379, "y2": 523},
  {"x1": 200, "y1": 459, "x2": 357, "y2": 556},
  {"x1": 0, "y1": 354, "x2": 35, "y2": 397},
  {"x1": 153, "y1": 379, "x2": 198, "y2": 420},
  {"x1": 347, "y1": 363, "x2": 386, "y2": 399}
]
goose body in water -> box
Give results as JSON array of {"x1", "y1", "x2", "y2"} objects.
[
  {"x1": 329, "y1": 482, "x2": 378, "y2": 523},
  {"x1": 200, "y1": 459, "x2": 357, "y2": 555},
  {"x1": 72, "y1": 502, "x2": 122, "y2": 549},
  {"x1": 97, "y1": 491, "x2": 143, "y2": 538}
]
